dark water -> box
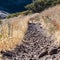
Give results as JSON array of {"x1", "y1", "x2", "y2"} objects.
[{"x1": 0, "y1": 0, "x2": 32, "y2": 13}]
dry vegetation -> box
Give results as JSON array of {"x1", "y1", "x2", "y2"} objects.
[
  {"x1": 0, "y1": 15, "x2": 29, "y2": 51},
  {"x1": 24, "y1": 5, "x2": 60, "y2": 48},
  {"x1": 0, "y1": 5, "x2": 60, "y2": 52},
  {"x1": 30, "y1": 5, "x2": 60, "y2": 47}
]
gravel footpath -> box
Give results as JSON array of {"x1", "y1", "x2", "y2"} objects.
[{"x1": 1, "y1": 23, "x2": 60, "y2": 60}]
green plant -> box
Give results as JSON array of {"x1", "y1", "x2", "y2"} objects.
[
  {"x1": 6, "y1": 13, "x2": 20, "y2": 19},
  {"x1": 6, "y1": 11, "x2": 32, "y2": 19},
  {"x1": 25, "y1": 0, "x2": 60, "y2": 13}
]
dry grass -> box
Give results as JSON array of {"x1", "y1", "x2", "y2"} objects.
[
  {"x1": 0, "y1": 15, "x2": 29, "y2": 51},
  {"x1": 39, "y1": 5, "x2": 60, "y2": 47},
  {"x1": 42, "y1": 17, "x2": 60, "y2": 47}
]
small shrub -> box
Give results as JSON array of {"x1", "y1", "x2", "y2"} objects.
[
  {"x1": 6, "y1": 13, "x2": 20, "y2": 19},
  {"x1": 6, "y1": 11, "x2": 32, "y2": 19},
  {"x1": 25, "y1": 0, "x2": 60, "y2": 13}
]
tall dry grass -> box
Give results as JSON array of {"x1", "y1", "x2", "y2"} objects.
[
  {"x1": 39, "y1": 5, "x2": 60, "y2": 47},
  {"x1": 0, "y1": 15, "x2": 29, "y2": 51}
]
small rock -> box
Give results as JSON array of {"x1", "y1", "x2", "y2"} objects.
[
  {"x1": 38, "y1": 49, "x2": 48, "y2": 58},
  {"x1": 48, "y1": 47, "x2": 58, "y2": 55},
  {"x1": 1, "y1": 51, "x2": 15, "y2": 58}
]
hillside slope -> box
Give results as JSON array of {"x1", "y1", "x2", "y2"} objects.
[{"x1": 1, "y1": 5, "x2": 60, "y2": 60}]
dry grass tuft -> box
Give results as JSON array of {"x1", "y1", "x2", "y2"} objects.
[{"x1": 0, "y1": 15, "x2": 29, "y2": 51}]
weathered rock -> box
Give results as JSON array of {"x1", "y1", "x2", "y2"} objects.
[
  {"x1": 48, "y1": 47, "x2": 58, "y2": 55},
  {"x1": 38, "y1": 49, "x2": 48, "y2": 58}
]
